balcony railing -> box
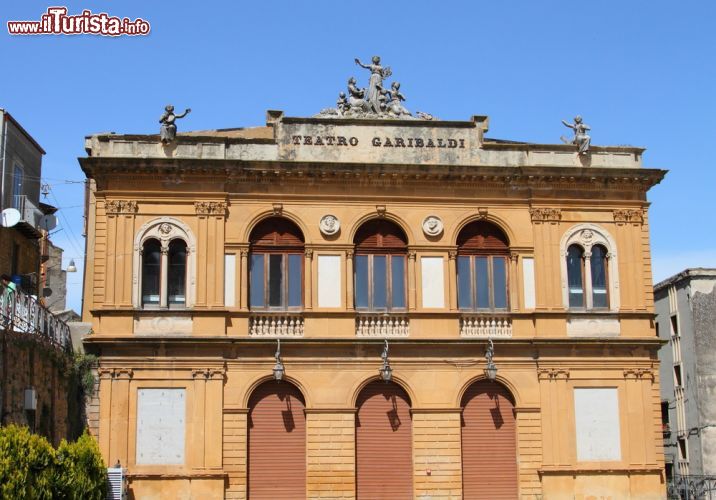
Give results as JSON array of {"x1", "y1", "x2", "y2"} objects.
[
  {"x1": 356, "y1": 314, "x2": 409, "y2": 337},
  {"x1": 668, "y1": 475, "x2": 716, "y2": 499},
  {"x1": 460, "y1": 314, "x2": 512, "y2": 338},
  {"x1": 249, "y1": 314, "x2": 304, "y2": 337},
  {"x1": 0, "y1": 283, "x2": 71, "y2": 350}
]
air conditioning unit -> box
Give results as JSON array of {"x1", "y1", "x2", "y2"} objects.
[{"x1": 106, "y1": 466, "x2": 124, "y2": 500}]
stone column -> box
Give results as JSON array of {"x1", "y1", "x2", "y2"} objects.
[
  {"x1": 304, "y1": 249, "x2": 313, "y2": 310},
  {"x1": 345, "y1": 250, "x2": 354, "y2": 311},
  {"x1": 408, "y1": 251, "x2": 417, "y2": 311},
  {"x1": 448, "y1": 250, "x2": 458, "y2": 311},
  {"x1": 584, "y1": 252, "x2": 593, "y2": 309},
  {"x1": 206, "y1": 368, "x2": 225, "y2": 469},
  {"x1": 109, "y1": 368, "x2": 132, "y2": 467},
  {"x1": 97, "y1": 368, "x2": 114, "y2": 461},
  {"x1": 305, "y1": 410, "x2": 356, "y2": 499},
  {"x1": 510, "y1": 252, "x2": 520, "y2": 311},
  {"x1": 160, "y1": 245, "x2": 169, "y2": 308},
  {"x1": 191, "y1": 369, "x2": 208, "y2": 469},
  {"x1": 239, "y1": 249, "x2": 249, "y2": 310}
]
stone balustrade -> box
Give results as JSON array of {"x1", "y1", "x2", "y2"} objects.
[
  {"x1": 460, "y1": 315, "x2": 512, "y2": 338},
  {"x1": 249, "y1": 314, "x2": 304, "y2": 337},
  {"x1": 355, "y1": 315, "x2": 410, "y2": 337}
]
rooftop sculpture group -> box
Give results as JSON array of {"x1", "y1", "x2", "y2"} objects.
[{"x1": 317, "y1": 56, "x2": 435, "y2": 120}]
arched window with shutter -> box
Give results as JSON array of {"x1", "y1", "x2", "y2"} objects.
[
  {"x1": 456, "y1": 221, "x2": 509, "y2": 311},
  {"x1": 249, "y1": 217, "x2": 304, "y2": 310},
  {"x1": 560, "y1": 224, "x2": 619, "y2": 311},
  {"x1": 353, "y1": 219, "x2": 408, "y2": 311}
]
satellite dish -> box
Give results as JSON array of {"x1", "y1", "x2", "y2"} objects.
[
  {"x1": 1, "y1": 208, "x2": 21, "y2": 228},
  {"x1": 39, "y1": 214, "x2": 57, "y2": 231}
]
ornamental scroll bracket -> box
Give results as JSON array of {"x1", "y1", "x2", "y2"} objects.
[
  {"x1": 529, "y1": 208, "x2": 562, "y2": 224},
  {"x1": 613, "y1": 209, "x2": 645, "y2": 226},
  {"x1": 194, "y1": 201, "x2": 227, "y2": 216},
  {"x1": 105, "y1": 200, "x2": 138, "y2": 215}
]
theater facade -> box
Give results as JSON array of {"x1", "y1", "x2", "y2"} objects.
[{"x1": 81, "y1": 83, "x2": 667, "y2": 499}]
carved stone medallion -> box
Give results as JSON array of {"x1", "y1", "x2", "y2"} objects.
[
  {"x1": 422, "y1": 216, "x2": 444, "y2": 237},
  {"x1": 319, "y1": 215, "x2": 340, "y2": 236}
]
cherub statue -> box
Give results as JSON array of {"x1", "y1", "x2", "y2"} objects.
[
  {"x1": 159, "y1": 105, "x2": 191, "y2": 144},
  {"x1": 355, "y1": 56, "x2": 392, "y2": 114},
  {"x1": 561, "y1": 115, "x2": 591, "y2": 154},
  {"x1": 385, "y1": 82, "x2": 411, "y2": 117},
  {"x1": 336, "y1": 92, "x2": 350, "y2": 115},
  {"x1": 347, "y1": 77, "x2": 369, "y2": 113}
]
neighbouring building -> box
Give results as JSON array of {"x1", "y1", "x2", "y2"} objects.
[
  {"x1": 655, "y1": 269, "x2": 716, "y2": 485},
  {"x1": 81, "y1": 65, "x2": 668, "y2": 499},
  {"x1": 0, "y1": 109, "x2": 77, "y2": 444}
]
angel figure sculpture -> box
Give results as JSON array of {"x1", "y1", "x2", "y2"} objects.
[
  {"x1": 159, "y1": 105, "x2": 191, "y2": 144},
  {"x1": 355, "y1": 56, "x2": 392, "y2": 114},
  {"x1": 385, "y1": 82, "x2": 411, "y2": 117},
  {"x1": 561, "y1": 115, "x2": 591, "y2": 154}
]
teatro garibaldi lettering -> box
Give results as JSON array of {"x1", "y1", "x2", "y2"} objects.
[{"x1": 291, "y1": 135, "x2": 466, "y2": 148}]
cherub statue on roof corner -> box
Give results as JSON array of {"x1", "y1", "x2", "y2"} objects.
[{"x1": 315, "y1": 56, "x2": 437, "y2": 120}]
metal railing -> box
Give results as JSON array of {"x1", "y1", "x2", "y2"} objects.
[
  {"x1": 0, "y1": 282, "x2": 71, "y2": 350},
  {"x1": 668, "y1": 475, "x2": 716, "y2": 500}
]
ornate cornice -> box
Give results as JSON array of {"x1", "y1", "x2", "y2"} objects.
[
  {"x1": 529, "y1": 208, "x2": 562, "y2": 223},
  {"x1": 105, "y1": 199, "x2": 137, "y2": 215},
  {"x1": 613, "y1": 209, "x2": 644, "y2": 225},
  {"x1": 194, "y1": 201, "x2": 227, "y2": 215}
]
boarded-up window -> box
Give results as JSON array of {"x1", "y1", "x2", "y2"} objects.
[
  {"x1": 461, "y1": 380, "x2": 518, "y2": 500},
  {"x1": 574, "y1": 387, "x2": 621, "y2": 461},
  {"x1": 356, "y1": 381, "x2": 412, "y2": 500},
  {"x1": 136, "y1": 388, "x2": 185, "y2": 465},
  {"x1": 248, "y1": 381, "x2": 306, "y2": 499},
  {"x1": 318, "y1": 255, "x2": 341, "y2": 307}
]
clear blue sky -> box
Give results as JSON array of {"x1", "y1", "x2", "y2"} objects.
[{"x1": 3, "y1": 0, "x2": 715, "y2": 313}]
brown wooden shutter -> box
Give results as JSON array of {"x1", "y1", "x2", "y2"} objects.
[
  {"x1": 461, "y1": 380, "x2": 518, "y2": 500},
  {"x1": 356, "y1": 381, "x2": 413, "y2": 499},
  {"x1": 354, "y1": 219, "x2": 407, "y2": 253},
  {"x1": 457, "y1": 221, "x2": 509, "y2": 255},
  {"x1": 250, "y1": 217, "x2": 305, "y2": 250},
  {"x1": 248, "y1": 382, "x2": 306, "y2": 500}
]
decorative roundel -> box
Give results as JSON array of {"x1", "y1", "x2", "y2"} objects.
[
  {"x1": 319, "y1": 214, "x2": 340, "y2": 236},
  {"x1": 422, "y1": 215, "x2": 444, "y2": 237}
]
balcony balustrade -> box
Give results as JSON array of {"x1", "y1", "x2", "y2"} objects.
[
  {"x1": 249, "y1": 313, "x2": 304, "y2": 337},
  {"x1": 355, "y1": 314, "x2": 410, "y2": 337},
  {"x1": 460, "y1": 314, "x2": 512, "y2": 338}
]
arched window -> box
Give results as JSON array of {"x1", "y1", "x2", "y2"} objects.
[
  {"x1": 456, "y1": 221, "x2": 509, "y2": 311},
  {"x1": 168, "y1": 239, "x2": 187, "y2": 306},
  {"x1": 249, "y1": 217, "x2": 304, "y2": 310},
  {"x1": 567, "y1": 244, "x2": 585, "y2": 308},
  {"x1": 590, "y1": 244, "x2": 609, "y2": 308},
  {"x1": 561, "y1": 225, "x2": 618, "y2": 311},
  {"x1": 353, "y1": 220, "x2": 407, "y2": 311},
  {"x1": 141, "y1": 239, "x2": 161, "y2": 306},
  {"x1": 133, "y1": 218, "x2": 196, "y2": 309}
]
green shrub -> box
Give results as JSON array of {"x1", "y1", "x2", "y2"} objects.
[
  {"x1": 0, "y1": 425, "x2": 107, "y2": 499},
  {"x1": 0, "y1": 424, "x2": 55, "y2": 499},
  {"x1": 53, "y1": 430, "x2": 107, "y2": 500}
]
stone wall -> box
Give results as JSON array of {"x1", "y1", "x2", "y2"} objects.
[{"x1": 0, "y1": 329, "x2": 79, "y2": 445}]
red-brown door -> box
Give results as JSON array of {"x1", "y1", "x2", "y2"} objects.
[
  {"x1": 461, "y1": 380, "x2": 518, "y2": 499},
  {"x1": 356, "y1": 380, "x2": 413, "y2": 500},
  {"x1": 248, "y1": 381, "x2": 306, "y2": 499}
]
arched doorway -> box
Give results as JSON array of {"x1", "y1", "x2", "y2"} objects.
[
  {"x1": 356, "y1": 380, "x2": 413, "y2": 499},
  {"x1": 461, "y1": 380, "x2": 518, "y2": 499},
  {"x1": 247, "y1": 380, "x2": 306, "y2": 499}
]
